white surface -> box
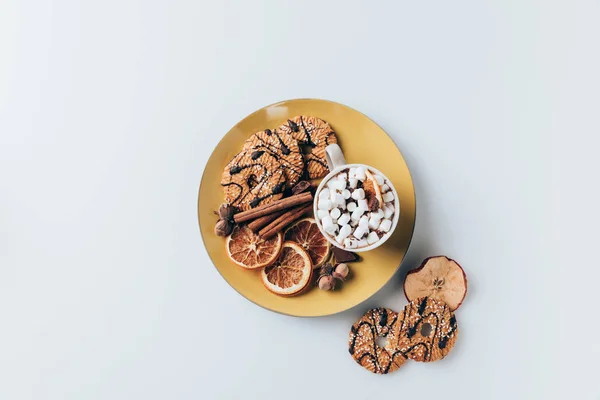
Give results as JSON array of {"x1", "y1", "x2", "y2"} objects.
[{"x1": 1, "y1": 1, "x2": 599, "y2": 399}]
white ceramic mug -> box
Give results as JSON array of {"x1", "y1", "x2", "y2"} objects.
[{"x1": 313, "y1": 144, "x2": 401, "y2": 252}]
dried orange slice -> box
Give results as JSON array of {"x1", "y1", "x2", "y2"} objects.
[
  {"x1": 284, "y1": 217, "x2": 331, "y2": 269},
  {"x1": 403, "y1": 256, "x2": 468, "y2": 311},
  {"x1": 226, "y1": 225, "x2": 283, "y2": 270},
  {"x1": 363, "y1": 170, "x2": 383, "y2": 208},
  {"x1": 260, "y1": 242, "x2": 313, "y2": 296}
]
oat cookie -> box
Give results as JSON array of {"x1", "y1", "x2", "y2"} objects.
[
  {"x1": 393, "y1": 297, "x2": 458, "y2": 362},
  {"x1": 221, "y1": 149, "x2": 286, "y2": 211},
  {"x1": 278, "y1": 116, "x2": 337, "y2": 180},
  {"x1": 348, "y1": 308, "x2": 407, "y2": 374},
  {"x1": 243, "y1": 128, "x2": 304, "y2": 188}
]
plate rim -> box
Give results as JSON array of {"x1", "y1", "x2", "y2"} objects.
[{"x1": 197, "y1": 97, "x2": 416, "y2": 317}]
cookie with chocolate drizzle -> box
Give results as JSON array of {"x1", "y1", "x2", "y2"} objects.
[
  {"x1": 243, "y1": 128, "x2": 304, "y2": 188},
  {"x1": 393, "y1": 297, "x2": 458, "y2": 362},
  {"x1": 221, "y1": 150, "x2": 286, "y2": 211},
  {"x1": 348, "y1": 308, "x2": 407, "y2": 374},
  {"x1": 278, "y1": 116, "x2": 337, "y2": 180}
]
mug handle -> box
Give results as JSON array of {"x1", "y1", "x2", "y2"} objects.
[{"x1": 325, "y1": 144, "x2": 347, "y2": 170}]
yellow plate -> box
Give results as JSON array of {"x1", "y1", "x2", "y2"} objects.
[{"x1": 198, "y1": 99, "x2": 415, "y2": 317}]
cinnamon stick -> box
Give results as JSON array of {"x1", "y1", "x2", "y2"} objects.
[
  {"x1": 259, "y1": 204, "x2": 312, "y2": 239},
  {"x1": 233, "y1": 191, "x2": 313, "y2": 223},
  {"x1": 247, "y1": 210, "x2": 286, "y2": 232}
]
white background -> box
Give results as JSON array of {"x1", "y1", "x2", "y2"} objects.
[{"x1": 1, "y1": 1, "x2": 599, "y2": 399}]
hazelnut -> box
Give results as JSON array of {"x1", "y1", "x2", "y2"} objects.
[
  {"x1": 333, "y1": 263, "x2": 349, "y2": 280},
  {"x1": 214, "y1": 219, "x2": 233, "y2": 237},
  {"x1": 218, "y1": 203, "x2": 235, "y2": 220},
  {"x1": 318, "y1": 275, "x2": 336, "y2": 291}
]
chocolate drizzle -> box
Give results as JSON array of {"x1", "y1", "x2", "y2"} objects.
[
  {"x1": 379, "y1": 308, "x2": 388, "y2": 327},
  {"x1": 287, "y1": 119, "x2": 299, "y2": 132},
  {"x1": 299, "y1": 116, "x2": 316, "y2": 147},
  {"x1": 247, "y1": 129, "x2": 304, "y2": 183},
  {"x1": 396, "y1": 298, "x2": 457, "y2": 361},
  {"x1": 222, "y1": 151, "x2": 285, "y2": 209},
  {"x1": 349, "y1": 308, "x2": 404, "y2": 374},
  {"x1": 271, "y1": 182, "x2": 284, "y2": 195},
  {"x1": 418, "y1": 298, "x2": 428, "y2": 315}
]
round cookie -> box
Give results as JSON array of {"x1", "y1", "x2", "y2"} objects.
[
  {"x1": 278, "y1": 116, "x2": 337, "y2": 180},
  {"x1": 221, "y1": 149, "x2": 286, "y2": 211},
  {"x1": 348, "y1": 307, "x2": 407, "y2": 374},
  {"x1": 393, "y1": 297, "x2": 458, "y2": 362},
  {"x1": 242, "y1": 128, "x2": 304, "y2": 188}
]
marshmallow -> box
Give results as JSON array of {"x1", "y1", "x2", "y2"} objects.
[
  {"x1": 357, "y1": 199, "x2": 368, "y2": 211},
  {"x1": 330, "y1": 208, "x2": 341, "y2": 219},
  {"x1": 359, "y1": 239, "x2": 369, "y2": 247},
  {"x1": 338, "y1": 213, "x2": 351, "y2": 226},
  {"x1": 351, "y1": 207, "x2": 365, "y2": 220},
  {"x1": 359, "y1": 215, "x2": 369, "y2": 230},
  {"x1": 319, "y1": 188, "x2": 330, "y2": 200},
  {"x1": 322, "y1": 216, "x2": 336, "y2": 233},
  {"x1": 383, "y1": 192, "x2": 395, "y2": 202},
  {"x1": 383, "y1": 204, "x2": 395, "y2": 219},
  {"x1": 333, "y1": 193, "x2": 345, "y2": 207},
  {"x1": 367, "y1": 231, "x2": 379, "y2": 245},
  {"x1": 342, "y1": 189, "x2": 351, "y2": 199},
  {"x1": 380, "y1": 219, "x2": 392, "y2": 232},
  {"x1": 338, "y1": 224, "x2": 352, "y2": 240},
  {"x1": 368, "y1": 216, "x2": 382, "y2": 230},
  {"x1": 355, "y1": 166, "x2": 366, "y2": 180},
  {"x1": 372, "y1": 208, "x2": 384, "y2": 219},
  {"x1": 348, "y1": 178, "x2": 358, "y2": 189},
  {"x1": 331, "y1": 180, "x2": 346, "y2": 192},
  {"x1": 350, "y1": 219, "x2": 358, "y2": 227},
  {"x1": 348, "y1": 167, "x2": 357, "y2": 178},
  {"x1": 351, "y1": 188, "x2": 365, "y2": 200},
  {"x1": 353, "y1": 226, "x2": 367, "y2": 239},
  {"x1": 318, "y1": 199, "x2": 333, "y2": 210},
  {"x1": 317, "y1": 210, "x2": 329, "y2": 219},
  {"x1": 347, "y1": 202, "x2": 357, "y2": 212},
  {"x1": 373, "y1": 174, "x2": 385, "y2": 185},
  {"x1": 343, "y1": 238, "x2": 354, "y2": 248},
  {"x1": 335, "y1": 234, "x2": 345, "y2": 245},
  {"x1": 337, "y1": 172, "x2": 348, "y2": 181},
  {"x1": 381, "y1": 183, "x2": 390, "y2": 193}
]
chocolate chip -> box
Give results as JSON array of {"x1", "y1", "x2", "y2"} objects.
[
  {"x1": 229, "y1": 165, "x2": 242, "y2": 174},
  {"x1": 251, "y1": 150, "x2": 264, "y2": 160},
  {"x1": 265, "y1": 129, "x2": 272, "y2": 136}
]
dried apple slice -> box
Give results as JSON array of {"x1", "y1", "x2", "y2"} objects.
[
  {"x1": 363, "y1": 170, "x2": 383, "y2": 210},
  {"x1": 403, "y1": 256, "x2": 467, "y2": 311}
]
